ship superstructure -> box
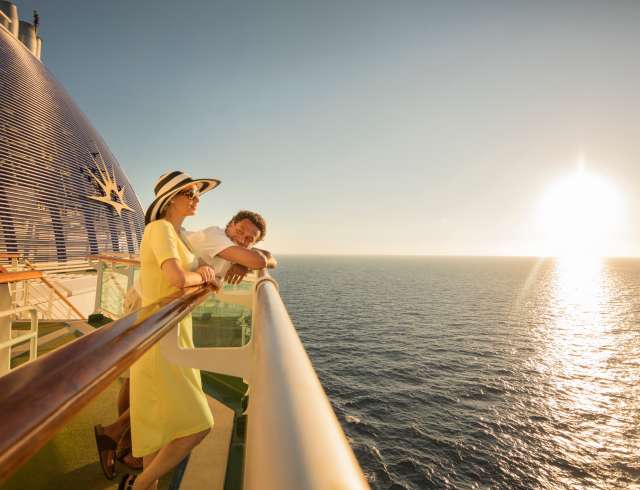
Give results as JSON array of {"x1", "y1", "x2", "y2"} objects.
[{"x1": 0, "y1": 2, "x2": 145, "y2": 266}]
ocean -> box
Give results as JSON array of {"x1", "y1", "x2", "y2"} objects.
[{"x1": 272, "y1": 256, "x2": 640, "y2": 490}]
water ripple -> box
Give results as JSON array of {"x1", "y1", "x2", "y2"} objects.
[{"x1": 274, "y1": 256, "x2": 640, "y2": 489}]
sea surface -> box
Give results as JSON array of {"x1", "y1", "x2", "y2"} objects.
[{"x1": 272, "y1": 256, "x2": 640, "y2": 490}]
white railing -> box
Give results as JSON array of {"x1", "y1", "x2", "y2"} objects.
[
  {"x1": 0, "y1": 255, "x2": 86, "y2": 320},
  {"x1": 160, "y1": 271, "x2": 369, "y2": 490},
  {"x1": 0, "y1": 306, "x2": 38, "y2": 375},
  {"x1": 10, "y1": 279, "x2": 80, "y2": 320}
]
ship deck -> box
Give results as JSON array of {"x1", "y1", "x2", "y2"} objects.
[{"x1": 2, "y1": 324, "x2": 236, "y2": 490}]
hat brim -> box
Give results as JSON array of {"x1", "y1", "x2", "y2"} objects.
[{"x1": 145, "y1": 178, "x2": 220, "y2": 225}]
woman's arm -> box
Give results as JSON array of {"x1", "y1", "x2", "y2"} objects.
[{"x1": 161, "y1": 259, "x2": 218, "y2": 288}]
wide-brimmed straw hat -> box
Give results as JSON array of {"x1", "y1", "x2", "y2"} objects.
[{"x1": 145, "y1": 170, "x2": 220, "y2": 224}]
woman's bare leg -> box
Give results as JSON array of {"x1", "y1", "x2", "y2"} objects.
[
  {"x1": 118, "y1": 378, "x2": 130, "y2": 415},
  {"x1": 102, "y1": 408, "x2": 129, "y2": 442},
  {"x1": 134, "y1": 451, "x2": 158, "y2": 490},
  {"x1": 133, "y1": 429, "x2": 210, "y2": 490}
]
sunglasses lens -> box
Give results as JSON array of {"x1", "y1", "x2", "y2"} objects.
[{"x1": 180, "y1": 188, "x2": 199, "y2": 199}]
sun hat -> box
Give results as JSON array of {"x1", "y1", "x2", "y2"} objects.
[{"x1": 144, "y1": 170, "x2": 220, "y2": 224}]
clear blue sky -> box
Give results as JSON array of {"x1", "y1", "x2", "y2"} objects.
[{"x1": 16, "y1": 0, "x2": 640, "y2": 255}]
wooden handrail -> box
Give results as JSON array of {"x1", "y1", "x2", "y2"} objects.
[
  {"x1": 0, "y1": 271, "x2": 42, "y2": 284},
  {"x1": 0, "y1": 284, "x2": 216, "y2": 484},
  {"x1": 87, "y1": 255, "x2": 141, "y2": 266},
  {"x1": 0, "y1": 253, "x2": 21, "y2": 259}
]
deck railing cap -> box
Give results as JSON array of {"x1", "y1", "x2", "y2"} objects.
[{"x1": 0, "y1": 270, "x2": 42, "y2": 284}]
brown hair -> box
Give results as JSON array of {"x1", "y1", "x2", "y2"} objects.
[{"x1": 227, "y1": 210, "x2": 267, "y2": 241}]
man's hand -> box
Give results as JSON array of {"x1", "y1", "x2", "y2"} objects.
[
  {"x1": 254, "y1": 248, "x2": 278, "y2": 269},
  {"x1": 225, "y1": 264, "x2": 249, "y2": 285}
]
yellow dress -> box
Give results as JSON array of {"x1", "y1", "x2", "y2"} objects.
[{"x1": 130, "y1": 219, "x2": 213, "y2": 457}]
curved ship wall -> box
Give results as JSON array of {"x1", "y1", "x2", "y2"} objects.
[{"x1": 0, "y1": 26, "x2": 145, "y2": 264}]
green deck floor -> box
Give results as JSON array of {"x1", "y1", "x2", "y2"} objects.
[{"x1": 1, "y1": 379, "x2": 174, "y2": 490}]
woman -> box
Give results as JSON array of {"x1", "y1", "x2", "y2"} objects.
[{"x1": 121, "y1": 171, "x2": 220, "y2": 490}]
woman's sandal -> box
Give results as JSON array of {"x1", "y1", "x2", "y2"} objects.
[
  {"x1": 93, "y1": 424, "x2": 118, "y2": 480},
  {"x1": 118, "y1": 473, "x2": 136, "y2": 490}
]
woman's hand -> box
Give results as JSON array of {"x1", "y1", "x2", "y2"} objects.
[
  {"x1": 161, "y1": 260, "x2": 219, "y2": 289},
  {"x1": 196, "y1": 265, "x2": 216, "y2": 285}
]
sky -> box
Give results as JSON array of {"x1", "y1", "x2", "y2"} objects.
[{"x1": 14, "y1": 0, "x2": 640, "y2": 256}]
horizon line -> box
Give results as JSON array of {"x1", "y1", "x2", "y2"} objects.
[{"x1": 272, "y1": 253, "x2": 640, "y2": 259}]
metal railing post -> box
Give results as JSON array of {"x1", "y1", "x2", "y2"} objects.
[
  {"x1": 9, "y1": 279, "x2": 16, "y2": 308},
  {"x1": 127, "y1": 263, "x2": 135, "y2": 290},
  {"x1": 23, "y1": 281, "x2": 29, "y2": 310},
  {"x1": 27, "y1": 308, "x2": 38, "y2": 362},
  {"x1": 46, "y1": 282, "x2": 54, "y2": 319},
  {"x1": 94, "y1": 260, "x2": 104, "y2": 313},
  {"x1": 0, "y1": 284, "x2": 11, "y2": 375}
]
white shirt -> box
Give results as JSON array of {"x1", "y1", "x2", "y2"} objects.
[{"x1": 184, "y1": 226, "x2": 235, "y2": 278}]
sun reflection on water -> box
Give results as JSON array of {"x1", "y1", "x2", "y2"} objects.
[
  {"x1": 540, "y1": 256, "x2": 638, "y2": 485},
  {"x1": 549, "y1": 256, "x2": 611, "y2": 407}
]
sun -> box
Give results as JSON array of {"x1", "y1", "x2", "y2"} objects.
[{"x1": 537, "y1": 163, "x2": 623, "y2": 258}]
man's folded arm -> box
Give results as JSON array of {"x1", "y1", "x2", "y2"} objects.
[{"x1": 217, "y1": 245, "x2": 269, "y2": 270}]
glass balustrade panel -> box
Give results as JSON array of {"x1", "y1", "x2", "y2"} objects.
[
  {"x1": 99, "y1": 263, "x2": 134, "y2": 318},
  {"x1": 192, "y1": 275, "x2": 255, "y2": 348}
]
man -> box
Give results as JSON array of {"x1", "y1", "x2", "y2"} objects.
[{"x1": 186, "y1": 210, "x2": 277, "y2": 283}]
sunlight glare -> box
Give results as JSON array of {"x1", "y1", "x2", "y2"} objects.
[{"x1": 538, "y1": 165, "x2": 623, "y2": 258}]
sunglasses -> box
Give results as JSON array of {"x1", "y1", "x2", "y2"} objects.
[{"x1": 178, "y1": 188, "x2": 200, "y2": 200}]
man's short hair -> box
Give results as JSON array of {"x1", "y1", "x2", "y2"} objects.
[{"x1": 227, "y1": 210, "x2": 267, "y2": 241}]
